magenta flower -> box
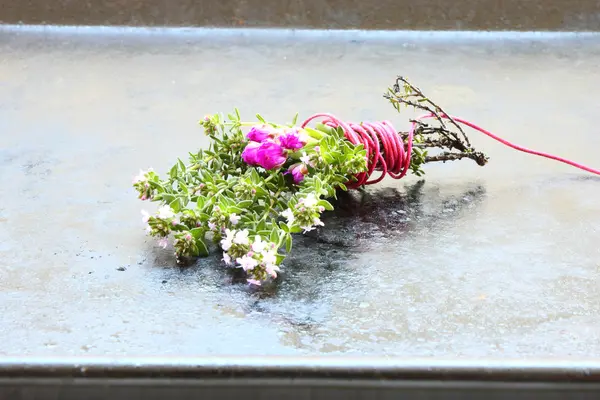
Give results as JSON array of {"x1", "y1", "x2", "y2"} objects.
[
  {"x1": 278, "y1": 129, "x2": 306, "y2": 150},
  {"x1": 247, "y1": 125, "x2": 273, "y2": 143},
  {"x1": 256, "y1": 141, "x2": 287, "y2": 170},
  {"x1": 241, "y1": 141, "x2": 261, "y2": 165},
  {"x1": 288, "y1": 163, "x2": 308, "y2": 184}
]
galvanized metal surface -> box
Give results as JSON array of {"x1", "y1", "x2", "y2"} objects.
[
  {"x1": 4, "y1": 357, "x2": 600, "y2": 398},
  {"x1": 1, "y1": 27, "x2": 600, "y2": 362},
  {"x1": 1, "y1": 0, "x2": 600, "y2": 31}
]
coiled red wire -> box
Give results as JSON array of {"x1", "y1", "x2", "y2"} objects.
[
  {"x1": 302, "y1": 112, "x2": 600, "y2": 188},
  {"x1": 301, "y1": 113, "x2": 413, "y2": 189}
]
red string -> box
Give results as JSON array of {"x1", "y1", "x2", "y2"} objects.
[{"x1": 301, "y1": 113, "x2": 600, "y2": 188}]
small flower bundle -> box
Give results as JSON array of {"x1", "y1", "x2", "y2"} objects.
[
  {"x1": 133, "y1": 107, "x2": 371, "y2": 285},
  {"x1": 132, "y1": 76, "x2": 600, "y2": 285}
]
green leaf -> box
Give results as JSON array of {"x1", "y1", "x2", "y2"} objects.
[
  {"x1": 161, "y1": 194, "x2": 175, "y2": 204},
  {"x1": 169, "y1": 163, "x2": 179, "y2": 179},
  {"x1": 177, "y1": 159, "x2": 186, "y2": 172},
  {"x1": 250, "y1": 169, "x2": 261, "y2": 184},
  {"x1": 147, "y1": 180, "x2": 165, "y2": 191},
  {"x1": 304, "y1": 127, "x2": 324, "y2": 140},
  {"x1": 256, "y1": 219, "x2": 266, "y2": 232},
  {"x1": 269, "y1": 229, "x2": 279, "y2": 244},
  {"x1": 197, "y1": 213, "x2": 210, "y2": 222},
  {"x1": 317, "y1": 199, "x2": 334, "y2": 211},
  {"x1": 169, "y1": 198, "x2": 181, "y2": 213},
  {"x1": 314, "y1": 178, "x2": 322, "y2": 195},
  {"x1": 256, "y1": 113, "x2": 266, "y2": 123},
  {"x1": 278, "y1": 221, "x2": 290, "y2": 233},
  {"x1": 237, "y1": 200, "x2": 253, "y2": 209},
  {"x1": 291, "y1": 112, "x2": 299, "y2": 126},
  {"x1": 196, "y1": 238, "x2": 209, "y2": 257},
  {"x1": 190, "y1": 227, "x2": 204, "y2": 239},
  {"x1": 178, "y1": 180, "x2": 189, "y2": 194},
  {"x1": 235, "y1": 108, "x2": 241, "y2": 120},
  {"x1": 285, "y1": 235, "x2": 292, "y2": 253},
  {"x1": 289, "y1": 226, "x2": 303, "y2": 234},
  {"x1": 257, "y1": 230, "x2": 271, "y2": 237},
  {"x1": 315, "y1": 123, "x2": 334, "y2": 135}
]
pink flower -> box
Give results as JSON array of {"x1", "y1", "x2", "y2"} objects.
[
  {"x1": 241, "y1": 141, "x2": 262, "y2": 165},
  {"x1": 247, "y1": 279, "x2": 262, "y2": 286},
  {"x1": 243, "y1": 140, "x2": 287, "y2": 170},
  {"x1": 158, "y1": 238, "x2": 168, "y2": 248},
  {"x1": 236, "y1": 254, "x2": 258, "y2": 271},
  {"x1": 247, "y1": 125, "x2": 273, "y2": 142},
  {"x1": 288, "y1": 163, "x2": 308, "y2": 184},
  {"x1": 278, "y1": 129, "x2": 305, "y2": 150},
  {"x1": 256, "y1": 141, "x2": 287, "y2": 170}
]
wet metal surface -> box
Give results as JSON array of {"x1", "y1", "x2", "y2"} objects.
[
  {"x1": 1, "y1": 27, "x2": 600, "y2": 358},
  {"x1": 1, "y1": 0, "x2": 600, "y2": 31}
]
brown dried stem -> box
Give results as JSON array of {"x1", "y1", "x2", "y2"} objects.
[{"x1": 384, "y1": 76, "x2": 489, "y2": 172}]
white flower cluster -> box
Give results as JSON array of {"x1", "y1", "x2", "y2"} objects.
[
  {"x1": 220, "y1": 229, "x2": 280, "y2": 284},
  {"x1": 132, "y1": 168, "x2": 155, "y2": 201},
  {"x1": 141, "y1": 205, "x2": 179, "y2": 249},
  {"x1": 281, "y1": 193, "x2": 325, "y2": 233},
  {"x1": 207, "y1": 207, "x2": 240, "y2": 233}
]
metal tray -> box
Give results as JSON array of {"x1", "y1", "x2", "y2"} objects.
[{"x1": 1, "y1": 26, "x2": 600, "y2": 397}]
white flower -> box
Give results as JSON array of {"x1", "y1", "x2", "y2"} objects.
[
  {"x1": 301, "y1": 193, "x2": 318, "y2": 208},
  {"x1": 236, "y1": 254, "x2": 258, "y2": 271},
  {"x1": 300, "y1": 217, "x2": 324, "y2": 234},
  {"x1": 229, "y1": 213, "x2": 240, "y2": 225},
  {"x1": 247, "y1": 278, "x2": 262, "y2": 286},
  {"x1": 133, "y1": 169, "x2": 147, "y2": 184},
  {"x1": 145, "y1": 225, "x2": 152, "y2": 234},
  {"x1": 251, "y1": 236, "x2": 267, "y2": 253},
  {"x1": 157, "y1": 205, "x2": 175, "y2": 219},
  {"x1": 141, "y1": 210, "x2": 150, "y2": 223},
  {"x1": 133, "y1": 168, "x2": 153, "y2": 183},
  {"x1": 157, "y1": 237, "x2": 168, "y2": 248},
  {"x1": 301, "y1": 225, "x2": 315, "y2": 233},
  {"x1": 208, "y1": 222, "x2": 217, "y2": 231},
  {"x1": 281, "y1": 208, "x2": 295, "y2": 224},
  {"x1": 221, "y1": 228, "x2": 236, "y2": 251},
  {"x1": 233, "y1": 229, "x2": 250, "y2": 245},
  {"x1": 262, "y1": 250, "x2": 277, "y2": 266},
  {"x1": 223, "y1": 252, "x2": 232, "y2": 265},
  {"x1": 300, "y1": 151, "x2": 311, "y2": 164},
  {"x1": 265, "y1": 262, "x2": 280, "y2": 278}
]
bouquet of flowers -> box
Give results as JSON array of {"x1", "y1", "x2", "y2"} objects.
[{"x1": 132, "y1": 76, "x2": 599, "y2": 285}]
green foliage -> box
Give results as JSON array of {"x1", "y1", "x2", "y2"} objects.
[{"x1": 133, "y1": 110, "x2": 368, "y2": 285}]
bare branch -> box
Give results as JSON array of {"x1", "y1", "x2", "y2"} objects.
[{"x1": 383, "y1": 76, "x2": 490, "y2": 174}]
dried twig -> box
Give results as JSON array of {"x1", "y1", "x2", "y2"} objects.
[{"x1": 383, "y1": 76, "x2": 489, "y2": 172}]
